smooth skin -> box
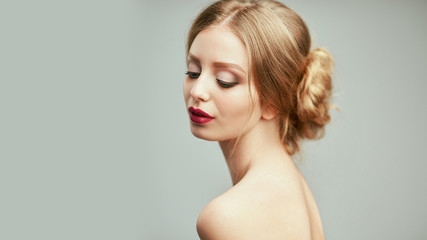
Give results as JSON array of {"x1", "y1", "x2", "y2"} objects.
[{"x1": 184, "y1": 26, "x2": 324, "y2": 240}]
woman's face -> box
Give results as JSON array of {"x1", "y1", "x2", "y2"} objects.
[{"x1": 183, "y1": 26, "x2": 262, "y2": 141}]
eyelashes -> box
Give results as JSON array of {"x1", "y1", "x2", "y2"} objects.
[
  {"x1": 185, "y1": 71, "x2": 238, "y2": 89},
  {"x1": 185, "y1": 71, "x2": 200, "y2": 79},
  {"x1": 217, "y1": 79, "x2": 238, "y2": 88}
]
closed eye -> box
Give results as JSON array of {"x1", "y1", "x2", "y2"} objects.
[
  {"x1": 217, "y1": 79, "x2": 238, "y2": 88},
  {"x1": 185, "y1": 71, "x2": 200, "y2": 79}
]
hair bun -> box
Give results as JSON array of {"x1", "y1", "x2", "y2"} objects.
[{"x1": 296, "y1": 47, "x2": 334, "y2": 140}]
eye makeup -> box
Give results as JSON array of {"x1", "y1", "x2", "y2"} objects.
[
  {"x1": 216, "y1": 71, "x2": 238, "y2": 88},
  {"x1": 185, "y1": 70, "x2": 240, "y2": 89},
  {"x1": 186, "y1": 53, "x2": 243, "y2": 89}
]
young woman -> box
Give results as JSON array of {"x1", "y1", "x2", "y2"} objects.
[{"x1": 183, "y1": 0, "x2": 333, "y2": 239}]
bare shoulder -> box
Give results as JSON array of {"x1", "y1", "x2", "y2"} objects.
[
  {"x1": 196, "y1": 179, "x2": 312, "y2": 240},
  {"x1": 196, "y1": 194, "x2": 245, "y2": 240}
]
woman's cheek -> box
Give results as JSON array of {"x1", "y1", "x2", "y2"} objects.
[{"x1": 217, "y1": 89, "x2": 250, "y2": 120}]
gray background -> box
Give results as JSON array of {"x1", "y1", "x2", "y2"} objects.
[{"x1": 1, "y1": 0, "x2": 426, "y2": 239}]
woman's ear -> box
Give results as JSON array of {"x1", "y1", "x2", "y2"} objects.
[{"x1": 261, "y1": 105, "x2": 278, "y2": 120}]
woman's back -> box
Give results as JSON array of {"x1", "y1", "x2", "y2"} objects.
[{"x1": 197, "y1": 157, "x2": 324, "y2": 240}]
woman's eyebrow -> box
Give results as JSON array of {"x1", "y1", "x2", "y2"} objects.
[
  {"x1": 212, "y1": 62, "x2": 245, "y2": 74},
  {"x1": 187, "y1": 53, "x2": 246, "y2": 74},
  {"x1": 187, "y1": 54, "x2": 200, "y2": 65}
]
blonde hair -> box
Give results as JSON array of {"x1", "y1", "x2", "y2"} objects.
[{"x1": 187, "y1": 0, "x2": 334, "y2": 155}]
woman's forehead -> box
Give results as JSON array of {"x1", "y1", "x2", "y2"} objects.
[{"x1": 188, "y1": 26, "x2": 248, "y2": 73}]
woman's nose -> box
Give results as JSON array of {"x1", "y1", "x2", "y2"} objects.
[{"x1": 190, "y1": 74, "x2": 210, "y2": 102}]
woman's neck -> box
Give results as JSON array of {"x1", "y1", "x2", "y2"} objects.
[{"x1": 218, "y1": 118, "x2": 293, "y2": 185}]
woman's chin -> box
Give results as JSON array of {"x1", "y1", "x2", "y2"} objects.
[
  {"x1": 190, "y1": 126, "x2": 230, "y2": 142},
  {"x1": 190, "y1": 130, "x2": 218, "y2": 141}
]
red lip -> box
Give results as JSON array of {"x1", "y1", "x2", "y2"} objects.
[{"x1": 188, "y1": 107, "x2": 214, "y2": 124}]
